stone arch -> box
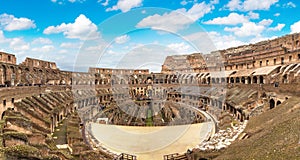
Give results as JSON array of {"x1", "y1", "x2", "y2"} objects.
[
  {"x1": 184, "y1": 78, "x2": 188, "y2": 84},
  {"x1": 207, "y1": 77, "x2": 211, "y2": 84},
  {"x1": 190, "y1": 75, "x2": 193, "y2": 84},
  {"x1": 230, "y1": 77, "x2": 234, "y2": 83},
  {"x1": 120, "y1": 79, "x2": 125, "y2": 84},
  {"x1": 253, "y1": 76, "x2": 258, "y2": 84},
  {"x1": 221, "y1": 78, "x2": 225, "y2": 83},
  {"x1": 247, "y1": 76, "x2": 251, "y2": 84},
  {"x1": 111, "y1": 79, "x2": 115, "y2": 85},
  {"x1": 241, "y1": 77, "x2": 245, "y2": 84},
  {"x1": 276, "y1": 100, "x2": 281, "y2": 106},
  {"x1": 2, "y1": 65, "x2": 7, "y2": 84},
  {"x1": 282, "y1": 74, "x2": 288, "y2": 83},
  {"x1": 212, "y1": 78, "x2": 216, "y2": 84},
  {"x1": 216, "y1": 78, "x2": 220, "y2": 84},
  {"x1": 270, "y1": 99, "x2": 275, "y2": 109},
  {"x1": 1, "y1": 110, "x2": 7, "y2": 120},
  {"x1": 235, "y1": 77, "x2": 240, "y2": 83},
  {"x1": 259, "y1": 75, "x2": 264, "y2": 84}
]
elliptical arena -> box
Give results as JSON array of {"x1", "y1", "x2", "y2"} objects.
[{"x1": 0, "y1": 33, "x2": 299, "y2": 160}]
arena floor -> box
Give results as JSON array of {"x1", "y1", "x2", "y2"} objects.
[{"x1": 91, "y1": 122, "x2": 214, "y2": 159}]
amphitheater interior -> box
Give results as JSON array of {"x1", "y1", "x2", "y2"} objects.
[{"x1": 0, "y1": 33, "x2": 299, "y2": 159}]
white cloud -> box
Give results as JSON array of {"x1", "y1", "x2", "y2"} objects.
[
  {"x1": 243, "y1": 0, "x2": 278, "y2": 11},
  {"x1": 274, "y1": 13, "x2": 280, "y2": 17},
  {"x1": 185, "y1": 2, "x2": 213, "y2": 21},
  {"x1": 106, "y1": 0, "x2": 143, "y2": 12},
  {"x1": 32, "y1": 38, "x2": 53, "y2": 44},
  {"x1": 224, "y1": 21, "x2": 267, "y2": 37},
  {"x1": 208, "y1": 31, "x2": 246, "y2": 50},
  {"x1": 9, "y1": 38, "x2": 30, "y2": 51},
  {"x1": 283, "y1": 2, "x2": 296, "y2": 8},
  {"x1": 60, "y1": 42, "x2": 82, "y2": 48},
  {"x1": 291, "y1": 21, "x2": 300, "y2": 33},
  {"x1": 258, "y1": 19, "x2": 273, "y2": 26},
  {"x1": 182, "y1": 32, "x2": 217, "y2": 53},
  {"x1": 167, "y1": 42, "x2": 191, "y2": 54},
  {"x1": 136, "y1": 12, "x2": 193, "y2": 32},
  {"x1": 0, "y1": 30, "x2": 8, "y2": 43},
  {"x1": 84, "y1": 45, "x2": 105, "y2": 52},
  {"x1": 115, "y1": 35, "x2": 130, "y2": 44},
  {"x1": 249, "y1": 35, "x2": 277, "y2": 44},
  {"x1": 225, "y1": 0, "x2": 242, "y2": 10},
  {"x1": 247, "y1": 11, "x2": 259, "y2": 19},
  {"x1": 203, "y1": 13, "x2": 248, "y2": 25},
  {"x1": 267, "y1": 23, "x2": 285, "y2": 31},
  {"x1": 43, "y1": 14, "x2": 100, "y2": 40},
  {"x1": 58, "y1": 49, "x2": 68, "y2": 54},
  {"x1": 180, "y1": 0, "x2": 188, "y2": 6},
  {"x1": 98, "y1": 0, "x2": 109, "y2": 6},
  {"x1": 210, "y1": 0, "x2": 219, "y2": 5},
  {"x1": 225, "y1": 0, "x2": 278, "y2": 11},
  {"x1": 0, "y1": 13, "x2": 36, "y2": 31},
  {"x1": 32, "y1": 45, "x2": 55, "y2": 53},
  {"x1": 136, "y1": 2, "x2": 213, "y2": 32}
]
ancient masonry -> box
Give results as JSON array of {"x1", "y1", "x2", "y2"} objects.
[{"x1": 0, "y1": 33, "x2": 299, "y2": 159}]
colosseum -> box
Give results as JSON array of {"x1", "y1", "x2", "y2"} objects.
[{"x1": 0, "y1": 32, "x2": 299, "y2": 160}]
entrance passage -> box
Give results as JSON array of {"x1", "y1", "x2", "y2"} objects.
[{"x1": 270, "y1": 99, "x2": 275, "y2": 109}]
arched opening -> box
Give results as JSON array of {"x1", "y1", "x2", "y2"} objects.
[
  {"x1": 2, "y1": 65, "x2": 7, "y2": 84},
  {"x1": 235, "y1": 77, "x2": 240, "y2": 83},
  {"x1": 230, "y1": 77, "x2": 234, "y2": 83},
  {"x1": 202, "y1": 78, "x2": 206, "y2": 84},
  {"x1": 221, "y1": 78, "x2": 225, "y2": 83},
  {"x1": 1, "y1": 111, "x2": 7, "y2": 120},
  {"x1": 253, "y1": 76, "x2": 258, "y2": 84},
  {"x1": 247, "y1": 76, "x2": 251, "y2": 84},
  {"x1": 212, "y1": 78, "x2": 216, "y2": 84},
  {"x1": 259, "y1": 76, "x2": 264, "y2": 84},
  {"x1": 241, "y1": 77, "x2": 245, "y2": 84},
  {"x1": 276, "y1": 101, "x2": 281, "y2": 106},
  {"x1": 296, "y1": 40, "x2": 299, "y2": 47},
  {"x1": 270, "y1": 99, "x2": 275, "y2": 109},
  {"x1": 282, "y1": 74, "x2": 288, "y2": 83},
  {"x1": 111, "y1": 79, "x2": 114, "y2": 85},
  {"x1": 216, "y1": 78, "x2": 220, "y2": 84}
]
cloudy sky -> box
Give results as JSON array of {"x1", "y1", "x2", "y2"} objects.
[{"x1": 0, "y1": 0, "x2": 299, "y2": 72}]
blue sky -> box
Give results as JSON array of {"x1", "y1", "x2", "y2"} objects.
[{"x1": 0, "y1": 0, "x2": 299, "y2": 72}]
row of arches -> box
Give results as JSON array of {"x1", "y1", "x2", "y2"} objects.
[{"x1": 269, "y1": 99, "x2": 282, "y2": 109}]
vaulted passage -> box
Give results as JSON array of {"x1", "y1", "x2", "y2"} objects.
[
  {"x1": 276, "y1": 101, "x2": 281, "y2": 106},
  {"x1": 270, "y1": 99, "x2": 275, "y2": 109}
]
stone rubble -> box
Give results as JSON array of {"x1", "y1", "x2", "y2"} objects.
[{"x1": 198, "y1": 120, "x2": 248, "y2": 151}]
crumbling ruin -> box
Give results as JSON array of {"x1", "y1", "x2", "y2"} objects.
[{"x1": 0, "y1": 33, "x2": 299, "y2": 159}]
